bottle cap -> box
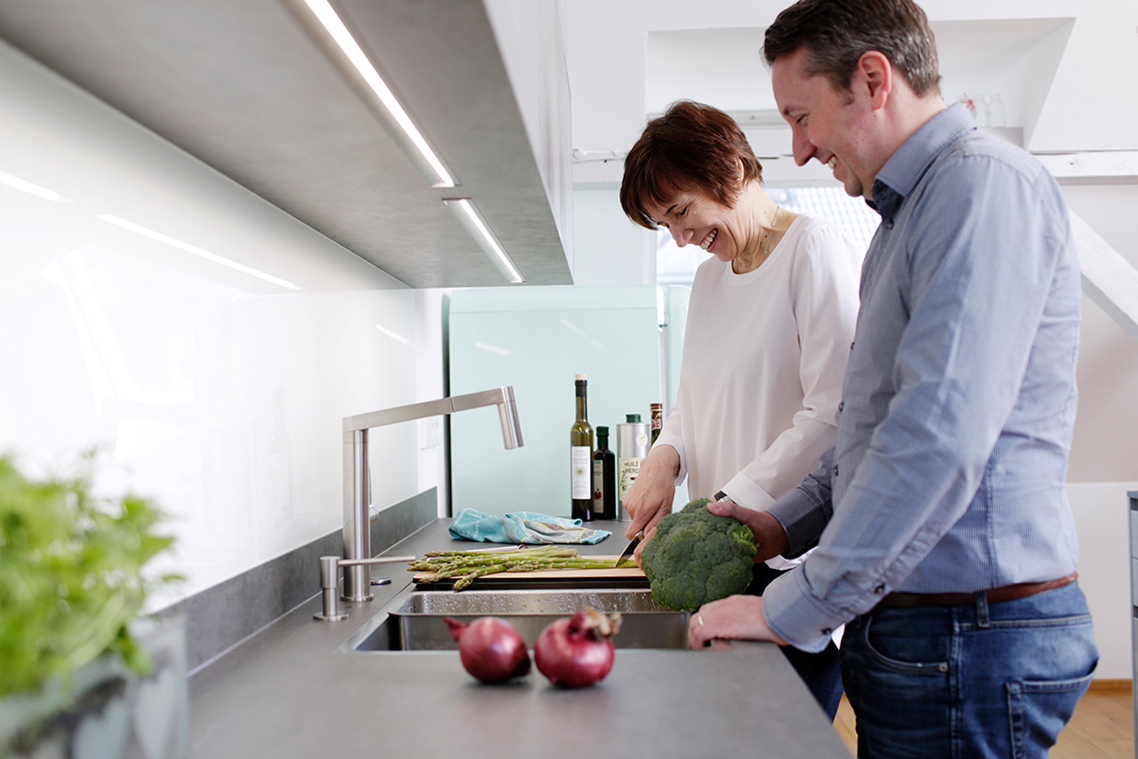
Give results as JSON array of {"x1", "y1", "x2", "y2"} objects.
[
  {"x1": 597, "y1": 426, "x2": 609, "y2": 434},
  {"x1": 626, "y1": 414, "x2": 641, "y2": 422},
  {"x1": 575, "y1": 373, "x2": 587, "y2": 381}
]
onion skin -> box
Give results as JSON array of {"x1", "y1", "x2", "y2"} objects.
[
  {"x1": 534, "y1": 607, "x2": 622, "y2": 688},
  {"x1": 445, "y1": 616, "x2": 531, "y2": 683}
]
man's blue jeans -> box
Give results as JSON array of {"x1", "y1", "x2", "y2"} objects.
[{"x1": 841, "y1": 581, "x2": 1097, "y2": 758}]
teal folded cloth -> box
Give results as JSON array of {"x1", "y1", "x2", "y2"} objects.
[{"x1": 449, "y1": 508, "x2": 611, "y2": 545}]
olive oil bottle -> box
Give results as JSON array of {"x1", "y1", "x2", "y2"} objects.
[{"x1": 570, "y1": 374, "x2": 594, "y2": 521}]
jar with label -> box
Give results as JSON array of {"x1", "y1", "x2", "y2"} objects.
[{"x1": 616, "y1": 414, "x2": 650, "y2": 521}]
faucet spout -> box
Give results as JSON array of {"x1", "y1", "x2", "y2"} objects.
[
  {"x1": 339, "y1": 385, "x2": 522, "y2": 602},
  {"x1": 494, "y1": 386, "x2": 523, "y2": 449}
]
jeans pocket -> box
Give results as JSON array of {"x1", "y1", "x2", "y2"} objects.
[
  {"x1": 859, "y1": 614, "x2": 949, "y2": 675},
  {"x1": 1006, "y1": 664, "x2": 1097, "y2": 759}
]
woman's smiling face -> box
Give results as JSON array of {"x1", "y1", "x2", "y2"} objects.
[{"x1": 645, "y1": 186, "x2": 750, "y2": 264}]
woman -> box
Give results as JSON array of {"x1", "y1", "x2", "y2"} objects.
[{"x1": 619, "y1": 100, "x2": 861, "y2": 719}]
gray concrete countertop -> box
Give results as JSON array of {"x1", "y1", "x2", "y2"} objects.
[{"x1": 187, "y1": 519, "x2": 851, "y2": 758}]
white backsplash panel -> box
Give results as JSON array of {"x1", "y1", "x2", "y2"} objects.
[{"x1": 0, "y1": 39, "x2": 424, "y2": 607}]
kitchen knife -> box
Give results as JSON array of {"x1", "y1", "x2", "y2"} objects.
[{"x1": 613, "y1": 530, "x2": 643, "y2": 567}]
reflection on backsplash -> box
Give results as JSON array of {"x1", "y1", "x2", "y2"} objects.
[
  {"x1": 97, "y1": 214, "x2": 300, "y2": 291},
  {"x1": 0, "y1": 38, "x2": 430, "y2": 608}
]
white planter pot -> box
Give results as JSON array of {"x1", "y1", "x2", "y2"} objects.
[{"x1": 0, "y1": 614, "x2": 188, "y2": 759}]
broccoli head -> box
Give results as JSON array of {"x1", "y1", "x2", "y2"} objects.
[{"x1": 639, "y1": 498, "x2": 757, "y2": 611}]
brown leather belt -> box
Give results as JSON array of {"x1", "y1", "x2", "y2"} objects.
[{"x1": 877, "y1": 572, "x2": 1078, "y2": 609}]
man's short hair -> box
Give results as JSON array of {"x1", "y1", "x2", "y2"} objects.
[{"x1": 763, "y1": 0, "x2": 941, "y2": 97}]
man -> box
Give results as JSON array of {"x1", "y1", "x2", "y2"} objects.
[{"x1": 688, "y1": 0, "x2": 1098, "y2": 756}]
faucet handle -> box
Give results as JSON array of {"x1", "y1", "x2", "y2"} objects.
[{"x1": 313, "y1": 555, "x2": 416, "y2": 622}]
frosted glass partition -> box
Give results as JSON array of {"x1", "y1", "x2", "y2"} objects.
[
  {"x1": 0, "y1": 40, "x2": 425, "y2": 607},
  {"x1": 449, "y1": 285, "x2": 661, "y2": 519}
]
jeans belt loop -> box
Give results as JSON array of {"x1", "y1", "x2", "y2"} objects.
[
  {"x1": 974, "y1": 591, "x2": 990, "y2": 628},
  {"x1": 876, "y1": 572, "x2": 1078, "y2": 610}
]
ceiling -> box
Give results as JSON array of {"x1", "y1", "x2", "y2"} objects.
[{"x1": 0, "y1": 0, "x2": 573, "y2": 289}]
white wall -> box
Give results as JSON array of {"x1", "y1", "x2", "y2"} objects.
[
  {"x1": 0, "y1": 40, "x2": 447, "y2": 609},
  {"x1": 571, "y1": 188, "x2": 655, "y2": 286},
  {"x1": 1060, "y1": 185, "x2": 1138, "y2": 678}
]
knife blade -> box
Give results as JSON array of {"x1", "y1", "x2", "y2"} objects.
[{"x1": 613, "y1": 530, "x2": 644, "y2": 567}]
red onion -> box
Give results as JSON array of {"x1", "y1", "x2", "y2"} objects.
[
  {"x1": 534, "y1": 607, "x2": 622, "y2": 688},
  {"x1": 445, "y1": 616, "x2": 531, "y2": 683}
]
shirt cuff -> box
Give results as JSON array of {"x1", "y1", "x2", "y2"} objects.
[
  {"x1": 651, "y1": 432, "x2": 687, "y2": 485},
  {"x1": 761, "y1": 567, "x2": 848, "y2": 654},
  {"x1": 766, "y1": 486, "x2": 829, "y2": 559},
  {"x1": 720, "y1": 474, "x2": 776, "y2": 512}
]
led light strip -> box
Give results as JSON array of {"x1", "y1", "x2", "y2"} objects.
[
  {"x1": 298, "y1": 0, "x2": 457, "y2": 188},
  {"x1": 443, "y1": 198, "x2": 524, "y2": 284}
]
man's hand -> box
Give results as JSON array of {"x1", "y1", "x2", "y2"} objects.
[
  {"x1": 706, "y1": 498, "x2": 790, "y2": 563},
  {"x1": 688, "y1": 594, "x2": 789, "y2": 648}
]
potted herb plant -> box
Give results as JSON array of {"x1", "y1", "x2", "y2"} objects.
[{"x1": 0, "y1": 450, "x2": 186, "y2": 759}]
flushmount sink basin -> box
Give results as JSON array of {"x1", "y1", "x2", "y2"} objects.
[{"x1": 347, "y1": 587, "x2": 690, "y2": 652}]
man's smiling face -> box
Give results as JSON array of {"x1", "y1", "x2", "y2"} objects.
[{"x1": 772, "y1": 46, "x2": 873, "y2": 199}]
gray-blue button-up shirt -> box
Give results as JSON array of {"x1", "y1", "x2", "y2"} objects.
[{"x1": 762, "y1": 104, "x2": 1082, "y2": 652}]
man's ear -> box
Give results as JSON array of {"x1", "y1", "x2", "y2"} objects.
[{"x1": 857, "y1": 50, "x2": 893, "y2": 110}]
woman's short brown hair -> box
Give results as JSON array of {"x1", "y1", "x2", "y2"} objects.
[{"x1": 620, "y1": 100, "x2": 762, "y2": 230}]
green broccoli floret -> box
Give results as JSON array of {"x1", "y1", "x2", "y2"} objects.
[{"x1": 640, "y1": 498, "x2": 757, "y2": 611}]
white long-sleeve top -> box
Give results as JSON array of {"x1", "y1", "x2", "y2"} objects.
[{"x1": 654, "y1": 214, "x2": 861, "y2": 569}]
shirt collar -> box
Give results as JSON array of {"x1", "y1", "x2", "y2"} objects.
[{"x1": 869, "y1": 103, "x2": 977, "y2": 219}]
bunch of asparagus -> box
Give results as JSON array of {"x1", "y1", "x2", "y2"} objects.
[{"x1": 410, "y1": 546, "x2": 634, "y2": 590}]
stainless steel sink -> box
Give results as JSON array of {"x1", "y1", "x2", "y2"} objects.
[{"x1": 346, "y1": 587, "x2": 689, "y2": 652}]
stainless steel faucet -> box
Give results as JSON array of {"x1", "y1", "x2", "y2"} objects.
[
  {"x1": 339, "y1": 385, "x2": 523, "y2": 602},
  {"x1": 313, "y1": 554, "x2": 417, "y2": 621}
]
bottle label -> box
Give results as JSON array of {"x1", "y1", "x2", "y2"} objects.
[
  {"x1": 617, "y1": 457, "x2": 642, "y2": 503},
  {"x1": 571, "y1": 446, "x2": 592, "y2": 499},
  {"x1": 592, "y1": 460, "x2": 605, "y2": 516}
]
